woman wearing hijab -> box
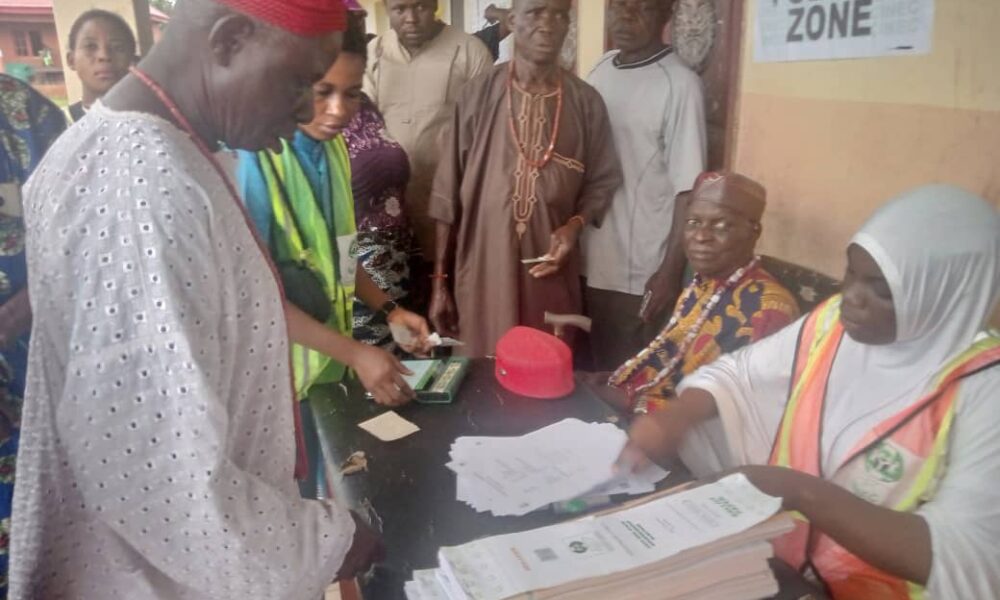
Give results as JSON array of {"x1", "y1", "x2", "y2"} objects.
[{"x1": 620, "y1": 185, "x2": 1000, "y2": 599}]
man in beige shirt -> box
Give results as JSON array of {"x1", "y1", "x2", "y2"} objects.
[{"x1": 365, "y1": 0, "x2": 493, "y2": 262}]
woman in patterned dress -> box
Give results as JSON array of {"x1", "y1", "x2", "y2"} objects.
[
  {"x1": 0, "y1": 73, "x2": 65, "y2": 595},
  {"x1": 342, "y1": 93, "x2": 414, "y2": 351}
]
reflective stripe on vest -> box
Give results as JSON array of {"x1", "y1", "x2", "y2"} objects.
[
  {"x1": 769, "y1": 295, "x2": 1000, "y2": 599},
  {"x1": 258, "y1": 135, "x2": 357, "y2": 398}
]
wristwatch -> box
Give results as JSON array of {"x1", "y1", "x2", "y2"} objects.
[{"x1": 379, "y1": 300, "x2": 399, "y2": 318}]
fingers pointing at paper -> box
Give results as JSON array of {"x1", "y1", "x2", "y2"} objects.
[{"x1": 619, "y1": 388, "x2": 723, "y2": 472}]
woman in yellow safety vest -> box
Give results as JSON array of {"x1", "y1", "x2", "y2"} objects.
[
  {"x1": 237, "y1": 17, "x2": 431, "y2": 406},
  {"x1": 619, "y1": 185, "x2": 1000, "y2": 599}
]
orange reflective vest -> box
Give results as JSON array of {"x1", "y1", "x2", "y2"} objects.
[{"x1": 768, "y1": 296, "x2": 1000, "y2": 599}]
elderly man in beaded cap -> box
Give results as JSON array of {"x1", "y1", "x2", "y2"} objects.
[
  {"x1": 9, "y1": 0, "x2": 387, "y2": 597},
  {"x1": 594, "y1": 171, "x2": 799, "y2": 414},
  {"x1": 427, "y1": 0, "x2": 622, "y2": 358}
]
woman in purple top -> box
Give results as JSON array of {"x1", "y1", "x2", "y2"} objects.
[{"x1": 342, "y1": 93, "x2": 413, "y2": 350}]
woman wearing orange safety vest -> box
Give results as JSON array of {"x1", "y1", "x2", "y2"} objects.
[{"x1": 619, "y1": 185, "x2": 1000, "y2": 599}]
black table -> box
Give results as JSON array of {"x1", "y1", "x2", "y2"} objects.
[{"x1": 304, "y1": 359, "x2": 823, "y2": 600}]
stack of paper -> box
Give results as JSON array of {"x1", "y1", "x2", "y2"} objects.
[
  {"x1": 446, "y1": 419, "x2": 668, "y2": 516},
  {"x1": 405, "y1": 474, "x2": 794, "y2": 600}
]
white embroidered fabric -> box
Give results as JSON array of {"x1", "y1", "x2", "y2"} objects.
[{"x1": 9, "y1": 104, "x2": 354, "y2": 599}]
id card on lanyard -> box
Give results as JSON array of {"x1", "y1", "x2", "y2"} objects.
[{"x1": 336, "y1": 233, "x2": 358, "y2": 287}]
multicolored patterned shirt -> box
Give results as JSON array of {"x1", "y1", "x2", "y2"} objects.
[
  {"x1": 612, "y1": 265, "x2": 800, "y2": 411},
  {"x1": 342, "y1": 94, "x2": 410, "y2": 235},
  {"x1": 0, "y1": 73, "x2": 65, "y2": 597},
  {"x1": 0, "y1": 75, "x2": 64, "y2": 409},
  {"x1": 342, "y1": 94, "x2": 413, "y2": 349}
]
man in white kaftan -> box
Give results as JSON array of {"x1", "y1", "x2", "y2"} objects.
[
  {"x1": 8, "y1": 0, "x2": 383, "y2": 598},
  {"x1": 12, "y1": 102, "x2": 354, "y2": 600}
]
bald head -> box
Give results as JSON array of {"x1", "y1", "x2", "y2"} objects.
[
  {"x1": 690, "y1": 171, "x2": 767, "y2": 223},
  {"x1": 133, "y1": 0, "x2": 342, "y2": 151}
]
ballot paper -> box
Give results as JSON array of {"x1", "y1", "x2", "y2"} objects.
[
  {"x1": 390, "y1": 324, "x2": 464, "y2": 348},
  {"x1": 447, "y1": 419, "x2": 668, "y2": 517},
  {"x1": 520, "y1": 254, "x2": 555, "y2": 265},
  {"x1": 427, "y1": 333, "x2": 464, "y2": 348},
  {"x1": 437, "y1": 474, "x2": 784, "y2": 600},
  {"x1": 358, "y1": 410, "x2": 421, "y2": 442}
]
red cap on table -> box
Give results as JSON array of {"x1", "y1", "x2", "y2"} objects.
[
  {"x1": 495, "y1": 327, "x2": 575, "y2": 399},
  {"x1": 216, "y1": 0, "x2": 347, "y2": 36}
]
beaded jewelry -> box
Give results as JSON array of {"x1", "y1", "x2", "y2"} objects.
[
  {"x1": 506, "y1": 61, "x2": 564, "y2": 170},
  {"x1": 608, "y1": 256, "x2": 761, "y2": 413}
]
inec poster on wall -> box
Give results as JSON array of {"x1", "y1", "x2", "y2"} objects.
[{"x1": 754, "y1": 0, "x2": 935, "y2": 62}]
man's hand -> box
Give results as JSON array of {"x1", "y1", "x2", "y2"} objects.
[
  {"x1": 335, "y1": 511, "x2": 386, "y2": 582},
  {"x1": 640, "y1": 267, "x2": 682, "y2": 323},
  {"x1": 386, "y1": 308, "x2": 433, "y2": 356},
  {"x1": 530, "y1": 221, "x2": 583, "y2": 279},
  {"x1": 350, "y1": 344, "x2": 415, "y2": 406},
  {"x1": 428, "y1": 283, "x2": 459, "y2": 338}
]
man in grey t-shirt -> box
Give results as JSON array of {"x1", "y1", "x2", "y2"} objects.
[{"x1": 582, "y1": 0, "x2": 706, "y2": 370}]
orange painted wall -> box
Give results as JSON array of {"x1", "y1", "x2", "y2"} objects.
[{"x1": 732, "y1": 0, "x2": 1000, "y2": 285}]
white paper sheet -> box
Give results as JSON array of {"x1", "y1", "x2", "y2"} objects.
[
  {"x1": 358, "y1": 411, "x2": 421, "y2": 442},
  {"x1": 447, "y1": 419, "x2": 668, "y2": 516},
  {"x1": 754, "y1": 0, "x2": 935, "y2": 63}
]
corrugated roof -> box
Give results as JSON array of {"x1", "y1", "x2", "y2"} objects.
[
  {"x1": 0, "y1": 0, "x2": 170, "y2": 23},
  {"x1": 0, "y1": 0, "x2": 51, "y2": 7}
]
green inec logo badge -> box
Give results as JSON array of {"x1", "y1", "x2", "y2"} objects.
[{"x1": 864, "y1": 441, "x2": 904, "y2": 483}]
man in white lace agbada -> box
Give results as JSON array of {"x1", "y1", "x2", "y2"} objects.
[{"x1": 10, "y1": 0, "x2": 385, "y2": 597}]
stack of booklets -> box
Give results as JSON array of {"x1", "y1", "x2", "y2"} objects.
[{"x1": 405, "y1": 474, "x2": 794, "y2": 600}]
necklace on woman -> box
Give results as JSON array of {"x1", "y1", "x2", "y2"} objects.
[
  {"x1": 505, "y1": 61, "x2": 564, "y2": 170},
  {"x1": 608, "y1": 256, "x2": 761, "y2": 414}
]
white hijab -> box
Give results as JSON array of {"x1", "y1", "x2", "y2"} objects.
[{"x1": 822, "y1": 184, "x2": 1000, "y2": 473}]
